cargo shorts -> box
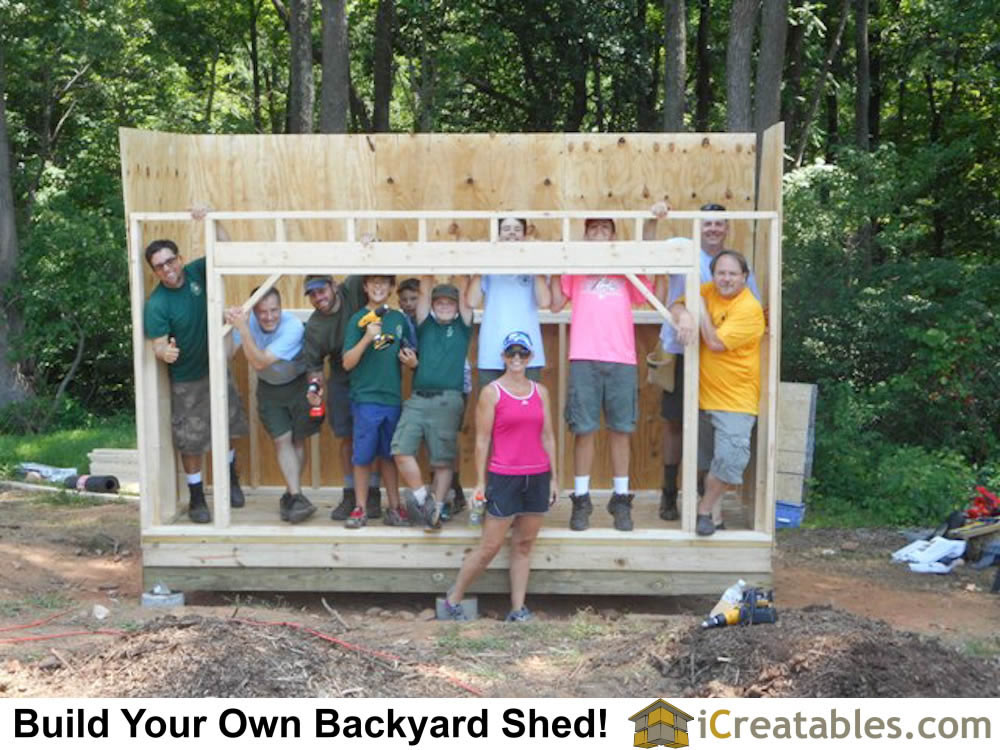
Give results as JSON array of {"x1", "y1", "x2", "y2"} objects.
[
  {"x1": 697, "y1": 409, "x2": 756, "y2": 485},
  {"x1": 170, "y1": 372, "x2": 250, "y2": 455}
]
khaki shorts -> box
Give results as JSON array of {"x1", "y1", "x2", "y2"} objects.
[
  {"x1": 697, "y1": 409, "x2": 756, "y2": 485},
  {"x1": 258, "y1": 374, "x2": 322, "y2": 442},
  {"x1": 565, "y1": 360, "x2": 637, "y2": 434},
  {"x1": 391, "y1": 391, "x2": 465, "y2": 465},
  {"x1": 170, "y1": 373, "x2": 250, "y2": 455}
]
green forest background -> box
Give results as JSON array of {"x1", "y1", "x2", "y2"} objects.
[{"x1": 0, "y1": 0, "x2": 997, "y2": 524}]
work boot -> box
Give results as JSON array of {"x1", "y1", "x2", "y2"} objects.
[
  {"x1": 330, "y1": 487, "x2": 356, "y2": 520},
  {"x1": 188, "y1": 482, "x2": 210, "y2": 524},
  {"x1": 696, "y1": 514, "x2": 716, "y2": 536},
  {"x1": 366, "y1": 486, "x2": 382, "y2": 519},
  {"x1": 659, "y1": 489, "x2": 679, "y2": 521},
  {"x1": 608, "y1": 492, "x2": 634, "y2": 531},
  {"x1": 568, "y1": 492, "x2": 592, "y2": 531},
  {"x1": 279, "y1": 491, "x2": 292, "y2": 522},
  {"x1": 286, "y1": 493, "x2": 316, "y2": 524},
  {"x1": 229, "y1": 463, "x2": 245, "y2": 508}
]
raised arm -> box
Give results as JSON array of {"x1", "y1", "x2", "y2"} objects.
[
  {"x1": 533, "y1": 275, "x2": 551, "y2": 310},
  {"x1": 466, "y1": 274, "x2": 485, "y2": 308},
  {"x1": 642, "y1": 200, "x2": 670, "y2": 241},
  {"x1": 415, "y1": 275, "x2": 433, "y2": 324},
  {"x1": 225, "y1": 307, "x2": 279, "y2": 370},
  {"x1": 455, "y1": 276, "x2": 474, "y2": 325}
]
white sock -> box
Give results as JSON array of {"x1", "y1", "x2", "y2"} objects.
[
  {"x1": 413, "y1": 486, "x2": 428, "y2": 504},
  {"x1": 186, "y1": 472, "x2": 202, "y2": 485},
  {"x1": 613, "y1": 476, "x2": 629, "y2": 494},
  {"x1": 228, "y1": 449, "x2": 235, "y2": 463},
  {"x1": 574, "y1": 476, "x2": 590, "y2": 496}
]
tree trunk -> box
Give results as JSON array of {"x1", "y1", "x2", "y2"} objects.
[
  {"x1": 782, "y1": 0, "x2": 805, "y2": 135},
  {"x1": 793, "y1": 0, "x2": 850, "y2": 167},
  {"x1": 288, "y1": 0, "x2": 314, "y2": 133},
  {"x1": 663, "y1": 0, "x2": 686, "y2": 131},
  {"x1": 694, "y1": 0, "x2": 712, "y2": 131},
  {"x1": 868, "y1": 0, "x2": 882, "y2": 145},
  {"x1": 320, "y1": 0, "x2": 349, "y2": 133},
  {"x1": 249, "y1": 0, "x2": 263, "y2": 131},
  {"x1": 753, "y1": 0, "x2": 787, "y2": 134},
  {"x1": 0, "y1": 42, "x2": 29, "y2": 406},
  {"x1": 725, "y1": 0, "x2": 760, "y2": 132},
  {"x1": 632, "y1": 0, "x2": 655, "y2": 131},
  {"x1": 854, "y1": 0, "x2": 870, "y2": 149},
  {"x1": 373, "y1": 0, "x2": 395, "y2": 132}
]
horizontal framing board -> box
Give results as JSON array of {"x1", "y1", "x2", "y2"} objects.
[
  {"x1": 141, "y1": 534, "x2": 772, "y2": 574},
  {"x1": 144, "y1": 566, "x2": 773, "y2": 596}
]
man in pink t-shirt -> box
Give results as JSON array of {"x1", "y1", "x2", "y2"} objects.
[{"x1": 550, "y1": 218, "x2": 652, "y2": 532}]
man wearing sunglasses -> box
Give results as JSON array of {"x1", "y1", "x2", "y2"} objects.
[
  {"x1": 644, "y1": 201, "x2": 761, "y2": 527},
  {"x1": 143, "y1": 212, "x2": 249, "y2": 524}
]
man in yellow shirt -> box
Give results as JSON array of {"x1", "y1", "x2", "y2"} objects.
[{"x1": 670, "y1": 251, "x2": 765, "y2": 536}]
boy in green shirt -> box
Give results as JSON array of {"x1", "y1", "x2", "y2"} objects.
[
  {"x1": 392, "y1": 278, "x2": 473, "y2": 529},
  {"x1": 342, "y1": 276, "x2": 416, "y2": 528}
]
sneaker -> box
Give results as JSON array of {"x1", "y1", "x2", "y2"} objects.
[
  {"x1": 365, "y1": 486, "x2": 382, "y2": 519},
  {"x1": 286, "y1": 493, "x2": 316, "y2": 524},
  {"x1": 696, "y1": 513, "x2": 716, "y2": 536},
  {"x1": 404, "y1": 487, "x2": 440, "y2": 529},
  {"x1": 330, "y1": 488, "x2": 356, "y2": 520},
  {"x1": 440, "y1": 596, "x2": 468, "y2": 621},
  {"x1": 569, "y1": 492, "x2": 592, "y2": 531},
  {"x1": 345, "y1": 507, "x2": 367, "y2": 529},
  {"x1": 659, "y1": 489, "x2": 679, "y2": 521},
  {"x1": 439, "y1": 489, "x2": 455, "y2": 523},
  {"x1": 383, "y1": 507, "x2": 408, "y2": 526},
  {"x1": 279, "y1": 491, "x2": 293, "y2": 522},
  {"x1": 505, "y1": 606, "x2": 533, "y2": 623},
  {"x1": 715, "y1": 521, "x2": 727, "y2": 531},
  {"x1": 608, "y1": 492, "x2": 634, "y2": 531},
  {"x1": 229, "y1": 464, "x2": 245, "y2": 508},
  {"x1": 188, "y1": 482, "x2": 210, "y2": 524}
]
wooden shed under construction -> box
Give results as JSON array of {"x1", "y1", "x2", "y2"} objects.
[{"x1": 121, "y1": 126, "x2": 784, "y2": 595}]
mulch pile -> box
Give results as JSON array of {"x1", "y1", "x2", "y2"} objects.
[
  {"x1": 657, "y1": 605, "x2": 1000, "y2": 698},
  {"x1": 5, "y1": 615, "x2": 470, "y2": 698}
]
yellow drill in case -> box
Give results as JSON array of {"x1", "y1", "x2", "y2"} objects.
[{"x1": 701, "y1": 587, "x2": 778, "y2": 629}]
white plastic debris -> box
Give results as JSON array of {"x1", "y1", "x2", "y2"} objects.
[
  {"x1": 92, "y1": 604, "x2": 110, "y2": 620},
  {"x1": 891, "y1": 536, "x2": 965, "y2": 564}
]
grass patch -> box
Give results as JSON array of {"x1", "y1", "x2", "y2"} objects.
[
  {"x1": 0, "y1": 414, "x2": 135, "y2": 477},
  {"x1": 436, "y1": 628, "x2": 513, "y2": 654},
  {"x1": 0, "y1": 592, "x2": 76, "y2": 617},
  {"x1": 960, "y1": 636, "x2": 1000, "y2": 658},
  {"x1": 36, "y1": 490, "x2": 124, "y2": 508}
]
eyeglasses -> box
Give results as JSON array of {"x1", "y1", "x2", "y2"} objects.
[
  {"x1": 152, "y1": 256, "x2": 180, "y2": 272},
  {"x1": 504, "y1": 347, "x2": 531, "y2": 360},
  {"x1": 700, "y1": 203, "x2": 726, "y2": 212}
]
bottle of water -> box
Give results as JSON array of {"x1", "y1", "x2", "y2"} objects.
[
  {"x1": 709, "y1": 579, "x2": 746, "y2": 617},
  {"x1": 469, "y1": 491, "x2": 485, "y2": 526}
]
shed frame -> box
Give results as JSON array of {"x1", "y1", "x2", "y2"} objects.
[{"x1": 122, "y1": 127, "x2": 783, "y2": 595}]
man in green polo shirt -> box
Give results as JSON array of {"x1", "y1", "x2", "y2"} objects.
[
  {"x1": 393, "y1": 278, "x2": 473, "y2": 530},
  {"x1": 143, "y1": 233, "x2": 249, "y2": 524}
]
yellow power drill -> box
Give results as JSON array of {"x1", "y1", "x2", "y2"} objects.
[
  {"x1": 357, "y1": 304, "x2": 395, "y2": 350},
  {"x1": 701, "y1": 588, "x2": 778, "y2": 629}
]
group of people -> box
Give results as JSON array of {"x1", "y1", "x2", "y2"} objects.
[{"x1": 143, "y1": 203, "x2": 765, "y2": 621}]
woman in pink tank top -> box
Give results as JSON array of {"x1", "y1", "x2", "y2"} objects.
[{"x1": 442, "y1": 331, "x2": 559, "y2": 622}]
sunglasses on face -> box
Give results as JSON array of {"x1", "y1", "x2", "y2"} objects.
[
  {"x1": 504, "y1": 347, "x2": 531, "y2": 359},
  {"x1": 700, "y1": 203, "x2": 726, "y2": 212}
]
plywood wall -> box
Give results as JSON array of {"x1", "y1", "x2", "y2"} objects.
[{"x1": 122, "y1": 130, "x2": 773, "y2": 492}]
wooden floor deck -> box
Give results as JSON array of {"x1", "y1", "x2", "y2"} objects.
[{"x1": 142, "y1": 489, "x2": 773, "y2": 595}]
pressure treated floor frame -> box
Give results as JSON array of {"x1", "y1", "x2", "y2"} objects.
[{"x1": 124, "y1": 128, "x2": 783, "y2": 596}]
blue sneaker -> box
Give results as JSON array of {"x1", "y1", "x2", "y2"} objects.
[
  {"x1": 440, "y1": 596, "x2": 468, "y2": 621},
  {"x1": 505, "y1": 606, "x2": 533, "y2": 623}
]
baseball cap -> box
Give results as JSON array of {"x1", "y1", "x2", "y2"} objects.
[
  {"x1": 432, "y1": 283, "x2": 460, "y2": 302},
  {"x1": 304, "y1": 275, "x2": 332, "y2": 294},
  {"x1": 501, "y1": 331, "x2": 534, "y2": 355}
]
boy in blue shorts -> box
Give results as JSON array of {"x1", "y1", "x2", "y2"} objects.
[{"x1": 342, "y1": 275, "x2": 417, "y2": 528}]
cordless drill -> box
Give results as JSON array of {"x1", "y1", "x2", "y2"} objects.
[
  {"x1": 307, "y1": 377, "x2": 325, "y2": 419},
  {"x1": 357, "y1": 304, "x2": 395, "y2": 350},
  {"x1": 701, "y1": 588, "x2": 778, "y2": 629}
]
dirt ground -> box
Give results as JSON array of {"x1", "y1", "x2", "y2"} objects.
[{"x1": 2, "y1": 490, "x2": 999, "y2": 698}]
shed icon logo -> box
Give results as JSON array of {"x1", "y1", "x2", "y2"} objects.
[{"x1": 629, "y1": 700, "x2": 693, "y2": 748}]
